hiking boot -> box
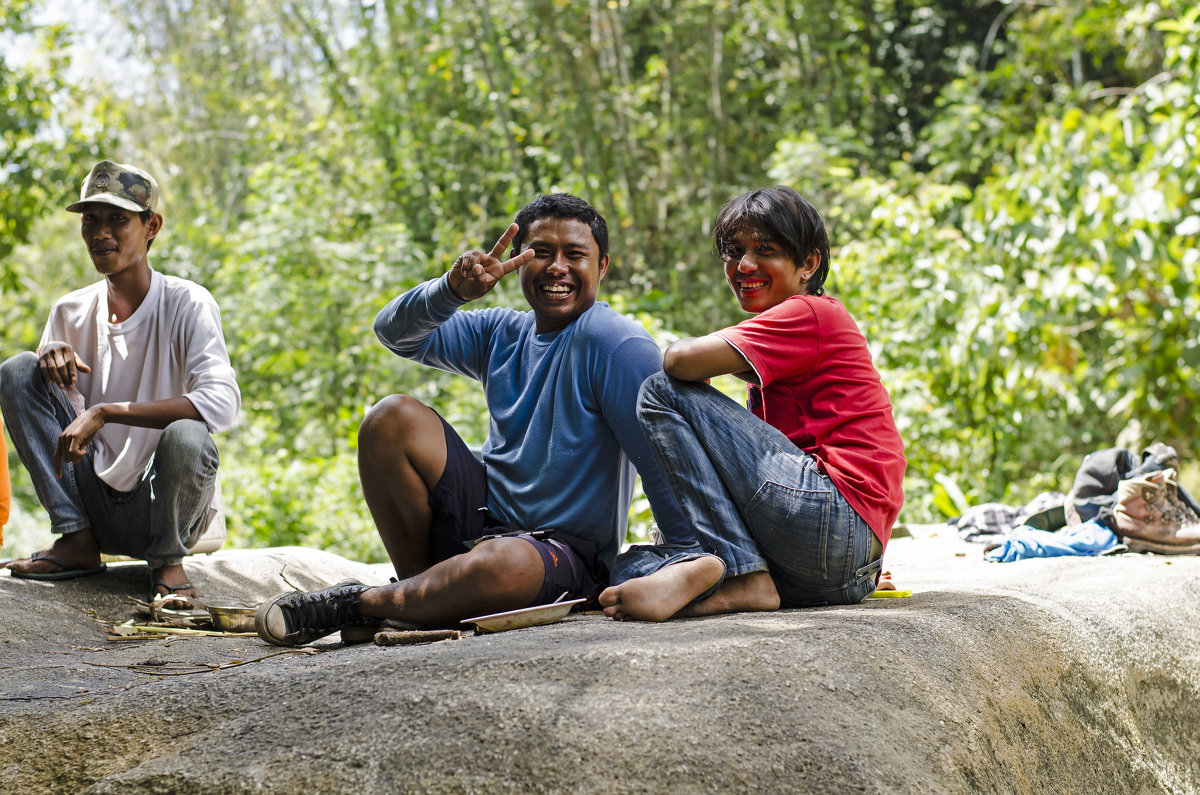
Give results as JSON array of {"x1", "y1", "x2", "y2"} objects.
[
  {"x1": 1114, "y1": 468, "x2": 1200, "y2": 543},
  {"x1": 255, "y1": 579, "x2": 373, "y2": 646},
  {"x1": 340, "y1": 618, "x2": 422, "y2": 645}
]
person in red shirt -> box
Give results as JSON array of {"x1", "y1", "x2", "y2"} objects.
[{"x1": 600, "y1": 186, "x2": 906, "y2": 621}]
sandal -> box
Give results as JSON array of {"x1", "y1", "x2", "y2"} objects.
[
  {"x1": 9, "y1": 551, "x2": 107, "y2": 581},
  {"x1": 151, "y1": 579, "x2": 207, "y2": 617}
]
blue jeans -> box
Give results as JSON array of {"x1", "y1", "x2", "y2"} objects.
[
  {"x1": 612, "y1": 372, "x2": 880, "y2": 607},
  {"x1": 0, "y1": 352, "x2": 219, "y2": 569}
]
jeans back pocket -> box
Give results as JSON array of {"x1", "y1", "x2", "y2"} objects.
[{"x1": 743, "y1": 480, "x2": 834, "y2": 587}]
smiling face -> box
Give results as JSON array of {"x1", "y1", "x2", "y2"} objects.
[
  {"x1": 517, "y1": 217, "x2": 610, "y2": 333},
  {"x1": 78, "y1": 202, "x2": 160, "y2": 279},
  {"x1": 713, "y1": 187, "x2": 832, "y2": 309},
  {"x1": 721, "y1": 229, "x2": 819, "y2": 314}
]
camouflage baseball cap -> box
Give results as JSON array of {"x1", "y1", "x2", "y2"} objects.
[{"x1": 66, "y1": 160, "x2": 159, "y2": 213}]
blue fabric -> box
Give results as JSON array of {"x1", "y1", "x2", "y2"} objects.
[
  {"x1": 611, "y1": 372, "x2": 879, "y2": 607},
  {"x1": 373, "y1": 274, "x2": 689, "y2": 572},
  {"x1": 0, "y1": 352, "x2": 90, "y2": 534},
  {"x1": 984, "y1": 519, "x2": 1118, "y2": 562}
]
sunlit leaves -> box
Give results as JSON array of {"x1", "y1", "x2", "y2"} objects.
[
  {"x1": 0, "y1": 3, "x2": 111, "y2": 291},
  {"x1": 783, "y1": 0, "x2": 1200, "y2": 520},
  {"x1": 7, "y1": 0, "x2": 1197, "y2": 547}
]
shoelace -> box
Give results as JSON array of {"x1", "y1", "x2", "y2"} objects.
[{"x1": 290, "y1": 585, "x2": 366, "y2": 629}]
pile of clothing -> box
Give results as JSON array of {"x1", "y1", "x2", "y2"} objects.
[{"x1": 949, "y1": 443, "x2": 1200, "y2": 562}]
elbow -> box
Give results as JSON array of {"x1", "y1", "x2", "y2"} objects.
[
  {"x1": 662, "y1": 342, "x2": 701, "y2": 381},
  {"x1": 205, "y1": 406, "x2": 238, "y2": 435},
  {"x1": 662, "y1": 345, "x2": 686, "y2": 378},
  {"x1": 216, "y1": 397, "x2": 241, "y2": 432},
  {"x1": 195, "y1": 385, "x2": 241, "y2": 434},
  {"x1": 373, "y1": 313, "x2": 413, "y2": 355},
  {"x1": 372, "y1": 313, "x2": 389, "y2": 343}
]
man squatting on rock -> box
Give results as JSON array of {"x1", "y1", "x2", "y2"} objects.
[
  {"x1": 256, "y1": 194, "x2": 692, "y2": 645},
  {"x1": 2, "y1": 161, "x2": 241, "y2": 603}
]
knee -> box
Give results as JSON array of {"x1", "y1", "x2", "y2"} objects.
[
  {"x1": 0, "y1": 352, "x2": 39, "y2": 404},
  {"x1": 637, "y1": 370, "x2": 676, "y2": 417},
  {"x1": 464, "y1": 537, "x2": 544, "y2": 596},
  {"x1": 359, "y1": 394, "x2": 435, "y2": 451},
  {"x1": 159, "y1": 420, "x2": 218, "y2": 471}
]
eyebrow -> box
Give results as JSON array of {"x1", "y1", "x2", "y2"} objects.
[{"x1": 531, "y1": 241, "x2": 591, "y2": 252}]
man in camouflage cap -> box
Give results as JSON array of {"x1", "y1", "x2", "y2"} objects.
[{"x1": 1, "y1": 161, "x2": 241, "y2": 607}]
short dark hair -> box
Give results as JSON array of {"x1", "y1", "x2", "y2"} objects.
[
  {"x1": 139, "y1": 209, "x2": 156, "y2": 252},
  {"x1": 713, "y1": 187, "x2": 831, "y2": 296},
  {"x1": 511, "y1": 194, "x2": 609, "y2": 259}
]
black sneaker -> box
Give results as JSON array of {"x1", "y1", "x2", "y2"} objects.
[
  {"x1": 340, "y1": 618, "x2": 422, "y2": 645},
  {"x1": 255, "y1": 579, "x2": 373, "y2": 646}
]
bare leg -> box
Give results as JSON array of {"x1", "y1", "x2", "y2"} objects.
[
  {"x1": 357, "y1": 395, "x2": 449, "y2": 578},
  {"x1": 6, "y1": 528, "x2": 102, "y2": 575},
  {"x1": 678, "y1": 570, "x2": 781, "y2": 617},
  {"x1": 598, "y1": 556, "x2": 725, "y2": 622},
  {"x1": 359, "y1": 536, "x2": 544, "y2": 626},
  {"x1": 355, "y1": 396, "x2": 545, "y2": 626}
]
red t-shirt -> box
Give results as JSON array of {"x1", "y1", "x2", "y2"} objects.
[{"x1": 716, "y1": 294, "x2": 906, "y2": 544}]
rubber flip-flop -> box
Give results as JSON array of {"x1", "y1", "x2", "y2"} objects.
[
  {"x1": 151, "y1": 580, "x2": 208, "y2": 619},
  {"x1": 8, "y1": 551, "x2": 107, "y2": 581}
]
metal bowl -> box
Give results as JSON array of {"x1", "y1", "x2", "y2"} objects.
[{"x1": 207, "y1": 605, "x2": 257, "y2": 633}]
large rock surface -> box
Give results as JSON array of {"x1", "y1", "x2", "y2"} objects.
[{"x1": 2, "y1": 533, "x2": 1198, "y2": 794}]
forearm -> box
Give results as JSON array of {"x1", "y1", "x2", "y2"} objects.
[
  {"x1": 89, "y1": 397, "x2": 203, "y2": 430},
  {"x1": 374, "y1": 275, "x2": 467, "y2": 357},
  {"x1": 663, "y1": 335, "x2": 755, "y2": 382}
]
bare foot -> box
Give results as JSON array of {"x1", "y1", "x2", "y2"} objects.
[
  {"x1": 678, "y1": 570, "x2": 780, "y2": 617},
  {"x1": 5, "y1": 529, "x2": 102, "y2": 576},
  {"x1": 876, "y1": 570, "x2": 896, "y2": 591},
  {"x1": 152, "y1": 563, "x2": 198, "y2": 605},
  {"x1": 599, "y1": 556, "x2": 725, "y2": 622}
]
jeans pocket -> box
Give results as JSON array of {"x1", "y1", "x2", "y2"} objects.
[{"x1": 743, "y1": 480, "x2": 832, "y2": 582}]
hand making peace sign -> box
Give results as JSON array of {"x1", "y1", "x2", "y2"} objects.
[{"x1": 446, "y1": 223, "x2": 536, "y2": 302}]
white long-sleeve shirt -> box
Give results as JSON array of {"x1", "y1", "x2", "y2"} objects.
[{"x1": 41, "y1": 269, "x2": 240, "y2": 492}]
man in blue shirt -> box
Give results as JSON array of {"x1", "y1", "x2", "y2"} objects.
[{"x1": 257, "y1": 194, "x2": 690, "y2": 645}]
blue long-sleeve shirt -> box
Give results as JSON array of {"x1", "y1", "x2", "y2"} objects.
[{"x1": 374, "y1": 274, "x2": 688, "y2": 571}]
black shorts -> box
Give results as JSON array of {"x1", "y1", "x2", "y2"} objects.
[{"x1": 428, "y1": 416, "x2": 601, "y2": 605}]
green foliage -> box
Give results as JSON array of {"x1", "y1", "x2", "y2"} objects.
[
  {"x1": 3, "y1": 0, "x2": 1199, "y2": 558},
  {"x1": 769, "y1": 0, "x2": 1200, "y2": 520},
  {"x1": 1, "y1": 2, "x2": 115, "y2": 529},
  {"x1": 0, "y1": 0, "x2": 112, "y2": 291},
  {"x1": 221, "y1": 449, "x2": 380, "y2": 561}
]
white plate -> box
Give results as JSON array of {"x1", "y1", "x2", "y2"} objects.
[{"x1": 462, "y1": 597, "x2": 588, "y2": 633}]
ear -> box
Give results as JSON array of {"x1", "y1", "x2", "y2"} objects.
[
  {"x1": 800, "y1": 251, "x2": 820, "y2": 281},
  {"x1": 145, "y1": 212, "x2": 163, "y2": 243},
  {"x1": 598, "y1": 253, "x2": 610, "y2": 281}
]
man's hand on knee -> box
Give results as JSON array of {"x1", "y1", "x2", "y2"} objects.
[{"x1": 37, "y1": 341, "x2": 90, "y2": 390}]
